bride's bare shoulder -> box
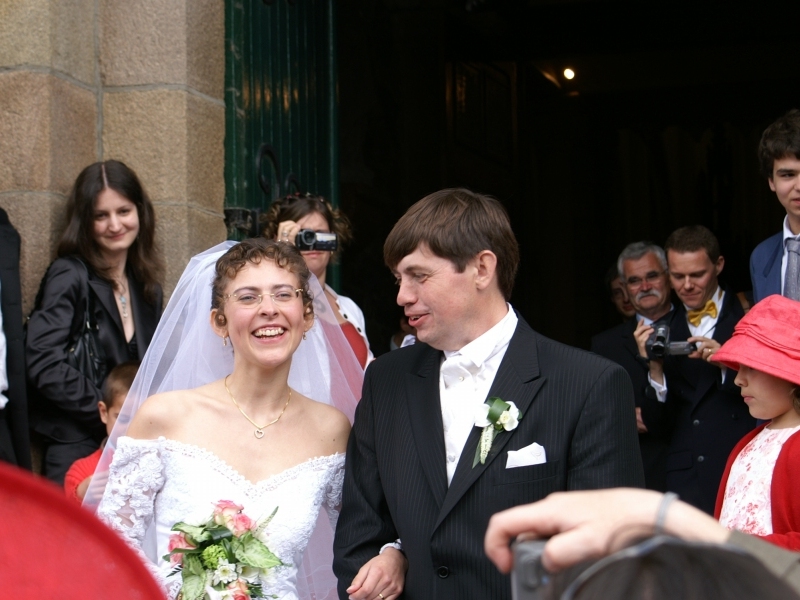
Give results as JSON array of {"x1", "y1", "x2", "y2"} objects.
[
  {"x1": 301, "y1": 398, "x2": 351, "y2": 450},
  {"x1": 126, "y1": 387, "x2": 213, "y2": 439}
]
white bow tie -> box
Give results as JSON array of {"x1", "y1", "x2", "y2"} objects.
[{"x1": 441, "y1": 354, "x2": 478, "y2": 389}]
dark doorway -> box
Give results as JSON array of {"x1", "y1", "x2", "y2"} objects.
[{"x1": 336, "y1": 0, "x2": 799, "y2": 354}]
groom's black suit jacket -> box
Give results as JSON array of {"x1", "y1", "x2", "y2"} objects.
[{"x1": 333, "y1": 316, "x2": 645, "y2": 600}]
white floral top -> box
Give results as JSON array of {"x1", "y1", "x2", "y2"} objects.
[{"x1": 719, "y1": 424, "x2": 800, "y2": 535}]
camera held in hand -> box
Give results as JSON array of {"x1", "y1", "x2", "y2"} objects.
[
  {"x1": 511, "y1": 539, "x2": 551, "y2": 600},
  {"x1": 295, "y1": 229, "x2": 338, "y2": 251},
  {"x1": 646, "y1": 324, "x2": 696, "y2": 360}
]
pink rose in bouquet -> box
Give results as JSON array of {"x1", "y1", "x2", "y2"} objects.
[
  {"x1": 227, "y1": 578, "x2": 251, "y2": 600},
  {"x1": 213, "y1": 500, "x2": 254, "y2": 537},
  {"x1": 167, "y1": 531, "x2": 197, "y2": 566}
]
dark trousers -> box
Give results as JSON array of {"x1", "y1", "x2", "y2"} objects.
[{"x1": 42, "y1": 438, "x2": 100, "y2": 487}]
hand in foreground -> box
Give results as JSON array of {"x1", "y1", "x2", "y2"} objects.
[
  {"x1": 484, "y1": 488, "x2": 729, "y2": 574},
  {"x1": 687, "y1": 336, "x2": 721, "y2": 363},
  {"x1": 346, "y1": 548, "x2": 407, "y2": 600}
]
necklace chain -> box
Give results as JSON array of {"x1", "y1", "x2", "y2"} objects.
[
  {"x1": 224, "y1": 375, "x2": 291, "y2": 439},
  {"x1": 115, "y1": 276, "x2": 129, "y2": 319}
]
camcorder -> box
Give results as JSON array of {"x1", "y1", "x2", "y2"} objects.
[
  {"x1": 511, "y1": 539, "x2": 551, "y2": 600},
  {"x1": 295, "y1": 229, "x2": 338, "y2": 251},
  {"x1": 646, "y1": 324, "x2": 696, "y2": 360}
]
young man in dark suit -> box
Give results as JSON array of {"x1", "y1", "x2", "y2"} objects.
[
  {"x1": 751, "y1": 109, "x2": 800, "y2": 303},
  {"x1": 591, "y1": 242, "x2": 673, "y2": 491},
  {"x1": 333, "y1": 189, "x2": 645, "y2": 600},
  {"x1": 635, "y1": 226, "x2": 756, "y2": 515}
]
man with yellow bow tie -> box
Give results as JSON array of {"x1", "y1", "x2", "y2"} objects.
[{"x1": 634, "y1": 225, "x2": 756, "y2": 515}]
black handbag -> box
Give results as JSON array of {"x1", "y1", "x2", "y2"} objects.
[{"x1": 64, "y1": 259, "x2": 107, "y2": 388}]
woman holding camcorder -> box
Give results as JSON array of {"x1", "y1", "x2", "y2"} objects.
[{"x1": 261, "y1": 193, "x2": 373, "y2": 368}]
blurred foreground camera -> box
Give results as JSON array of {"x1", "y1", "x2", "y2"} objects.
[
  {"x1": 512, "y1": 539, "x2": 551, "y2": 600},
  {"x1": 646, "y1": 324, "x2": 696, "y2": 359},
  {"x1": 295, "y1": 229, "x2": 338, "y2": 251}
]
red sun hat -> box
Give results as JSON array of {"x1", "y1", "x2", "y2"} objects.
[{"x1": 712, "y1": 294, "x2": 800, "y2": 387}]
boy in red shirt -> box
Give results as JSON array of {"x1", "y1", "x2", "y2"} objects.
[{"x1": 64, "y1": 361, "x2": 138, "y2": 502}]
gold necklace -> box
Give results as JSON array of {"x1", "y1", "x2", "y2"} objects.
[{"x1": 224, "y1": 375, "x2": 291, "y2": 439}]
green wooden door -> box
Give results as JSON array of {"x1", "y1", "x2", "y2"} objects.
[{"x1": 224, "y1": 0, "x2": 339, "y2": 242}]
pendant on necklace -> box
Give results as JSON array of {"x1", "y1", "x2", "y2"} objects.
[
  {"x1": 254, "y1": 429, "x2": 265, "y2": 439},
  {"x1": 120, "y1": 295, "x2": 128, "y2": 319}
]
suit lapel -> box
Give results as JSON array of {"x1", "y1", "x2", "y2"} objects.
[
  {"x1": 405, "y1": 346, "x2": 449, "y2": 509},
  {"x1": 88, "y1": 278, "x2": 124, "y2": 335},
  {"x1": 762, "y1": 235, "x2": 783, "y2": 297},
  {"x1": 435, "y1": 319, "x2": 543, "y2": 529}
]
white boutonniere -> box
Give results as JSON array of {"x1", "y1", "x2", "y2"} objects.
[{"x1": 472, "y1": 397, "x2": 521, "y2": 467}]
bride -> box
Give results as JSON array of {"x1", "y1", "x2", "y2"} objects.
[{"x1": 93, "y1": 239, "x2": 402, "y2": 600}]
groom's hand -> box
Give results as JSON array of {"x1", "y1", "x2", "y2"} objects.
[{"x1": 346, "y1": 548, "x2": 407, "y2": 600}]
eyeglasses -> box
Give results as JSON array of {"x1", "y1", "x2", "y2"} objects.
[
  {"x1": 624, "y1": 270, "x2": 666, "y2": 290},
  {"x1": 225, "y1": 289, "x2": 303, "y2": 308}
]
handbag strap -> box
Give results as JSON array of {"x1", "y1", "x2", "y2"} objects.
[{"x1": 67, "y1": 256, "x2": 98, "y2": 336}]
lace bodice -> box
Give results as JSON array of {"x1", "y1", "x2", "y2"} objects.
[{"x1": 97, "y1": 437, "x2": 345, "y2": 599}]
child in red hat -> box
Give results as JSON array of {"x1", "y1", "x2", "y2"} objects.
[{"x1": 712, "y1": 294, "x2": 800, "y2": 550}]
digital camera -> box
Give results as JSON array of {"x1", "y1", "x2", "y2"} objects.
[
  {"x1": 511, "y1": 539, "x2": 551, "y2": 600},
  {"x1": 646, "y1": 324, "x2": 696, "y2": 359},
  {"x1": 294, "y1": 229, "x2": 338, "y2": 251}
]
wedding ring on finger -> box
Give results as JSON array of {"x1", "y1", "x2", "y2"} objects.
[{"x1": 378, "y1": 594, "x2": 385, "y2": 599}]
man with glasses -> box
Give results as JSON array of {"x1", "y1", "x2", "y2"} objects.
[
  {"x1": 591, "y1": 242, "x2": 672, "y2": 492},
  {"x1": 634, "y1": 226, "x2": 756, "y2": 515}
]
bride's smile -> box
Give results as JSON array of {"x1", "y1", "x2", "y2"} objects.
[{"x1": 213, "y1": 259, "x2": 313, "y2": 368}]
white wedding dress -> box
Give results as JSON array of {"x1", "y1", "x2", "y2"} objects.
[{"x1": 97, "y1": 436, "x2": 345, "y2": 600}]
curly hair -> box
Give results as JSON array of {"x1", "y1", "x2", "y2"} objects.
[
  {"x1": 260, "y1": 193, "x2": 352, "y2": 262},
  {"x1": 57, "y1": 160, "x2": 164, "y2": 303},
  {"x1": 211, "y1": 238, "x2": 313, "y2": 328}
]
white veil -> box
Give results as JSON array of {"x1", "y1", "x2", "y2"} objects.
[{"x1": 85, "y1": 241, "x2": 364, "y2": 600}]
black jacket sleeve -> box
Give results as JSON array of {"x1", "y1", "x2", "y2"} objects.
[{"x1": 26, "y1": 258, "x2": 104, "y2": 436}]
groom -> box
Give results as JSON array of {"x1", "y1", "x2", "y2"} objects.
[{"x1": 333, "y1": 189, "x2": 645, "y2": 599}]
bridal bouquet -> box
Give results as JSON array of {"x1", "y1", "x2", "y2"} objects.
[{"x1": 164, "y1": 500, "x2": 284, "y2": 600}]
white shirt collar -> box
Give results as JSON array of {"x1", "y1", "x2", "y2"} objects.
[
  {"x1": 783, "y1": 216, "x2": 800, "y2": 243},
  {"x1": 443, "y1": 303, "x2": 518, "y2": 369},
  {"x1": 635, "y1": 304, "x2": 674, "y2": 326}
]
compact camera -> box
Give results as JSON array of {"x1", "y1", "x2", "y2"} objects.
[
  {"x1": 645, "y1": 324, "x2": 696, "y2": 359},
  {"x1": 294, "y1": 229, "x2": 338, "y2": 251},
  {"x1": 511, "y1": 539, "x2": 551, "y2": 600}
]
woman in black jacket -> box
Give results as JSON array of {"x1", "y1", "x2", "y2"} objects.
[{"x1": 26, "y1": 160, "x2": 164, "y2": 484}]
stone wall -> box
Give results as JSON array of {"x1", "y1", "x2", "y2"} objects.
[{"x1": 0, "y1": 0, "x2": 226, "y2": 313}]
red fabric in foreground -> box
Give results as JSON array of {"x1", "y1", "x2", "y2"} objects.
[
  {"x1": 0, "y1": 461, "x2": 164, "y2": 598},
  {"x1": 341, "y1": 321, "x2": 368, "y2": 369}
]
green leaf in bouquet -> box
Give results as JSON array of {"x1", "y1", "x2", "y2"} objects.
[
  {"x1": 182, "y1": 553, "x2": 206, "y2": 578},
  {"x1": 208, "y1": 525, "x2": 234, "y2": 542},
  {"x1": 180, "y1": 572, "x2": 206, "y2": 600},
  {"x1": 232, "y1": 532, "x2": 284, "y2": 569},
  {"x1": 172, "y1": 522, "x2": 211, "y2": 545}
]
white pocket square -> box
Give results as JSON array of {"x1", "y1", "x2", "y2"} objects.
[{"x1": 506, "y1": 442, "x2": 547, "y2": 468}]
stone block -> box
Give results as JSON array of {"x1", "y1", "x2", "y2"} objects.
[
  {"x1": 0, "y1": 72, "x2": 95, "y2": 194},
  {"x1": 151, "y1": 202, "x2": 189, "y2": 294},
  {"x1": 102, "y1": 89, "x2": 188, "y2": 200},
  {"x1": 186, "y1": 0, "x2": 225, "y2": 99},
  {"x1": 1, "y1": 191, "x2": 67, "y2": 315},
  {"x1": 188, "y1": 207, "x2": 226, "y2": 257},
  {"x1": 0, "y1": 0, "x2": 51, "y2": 67},
  {"x1": 187, "y1": 94, "x2": 225, "y2": 212},
  {"x1": 49, "y1": 77, "x2": 98, "y2": 193},
  {"x1": 52, "y1": 0, "x2": 96, "y2": 85},
  {"x1": 0, "y1": 72, "x2": 51, "y2": 192},
  {"x1": 100, "y1": 0, "x2": 187, "y2": 87}
]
